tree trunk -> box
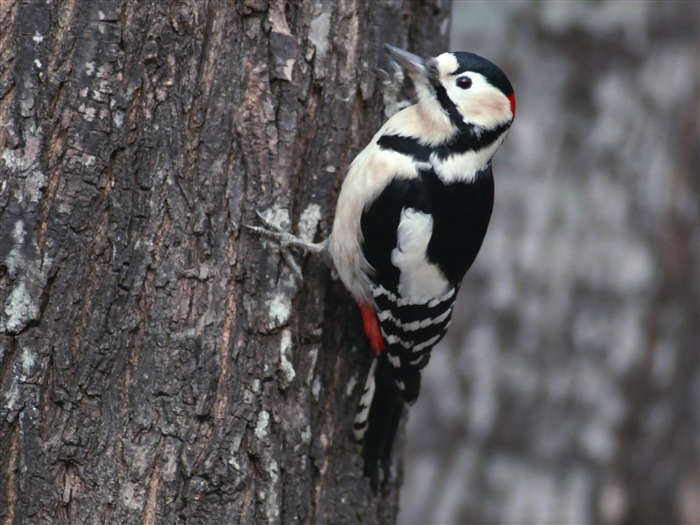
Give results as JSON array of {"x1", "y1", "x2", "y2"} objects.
[{"x1": 0, "y1": 1, "x2": 449, "y2": 523}]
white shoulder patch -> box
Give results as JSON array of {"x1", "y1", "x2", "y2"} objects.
[
  {"x1": 431, "y1": 136, "x2": 504, "y2": 183},
  {"x1": 391, "y1": 208, "x2": 449, "y2": 302}
]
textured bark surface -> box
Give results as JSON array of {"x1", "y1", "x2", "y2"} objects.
[
  {"x1": 400, "y1": 2, "x2": 700, "y2": 524},
  {"x1": 0, "y1": 1, "x2": 450, "y2": 524}
]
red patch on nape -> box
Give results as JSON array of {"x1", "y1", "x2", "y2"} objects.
[
  {"x1": 507, "y1": 93, "x2": 517, "y2": 117},
  {"x1": 359, "y1": 303, "x2": 385, "y2": 356}
]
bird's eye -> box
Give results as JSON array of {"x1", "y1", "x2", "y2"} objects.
[{"x1": 456, "y1": 76, "x2": 472, "y2": 90}]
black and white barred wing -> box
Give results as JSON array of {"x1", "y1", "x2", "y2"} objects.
[{"x1": 372, "y1": 285, "x2": 457, "y2": 403}]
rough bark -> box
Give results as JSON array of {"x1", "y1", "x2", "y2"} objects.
[
  {"x1": 0, "y1": 1, "x2": 450, "y2": 524},
  {"x1": 400, "y1": 2, "x2": 700, "y2": 524}
]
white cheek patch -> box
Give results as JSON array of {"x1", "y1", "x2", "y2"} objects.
[
  {"x1": 461, "y1": 89, "x2": 511, "y2": 127},
  {"x1": 446, "y1": 73, "x2": 512, "y2": 128},
  {"x1": 390, "y1": 208, "x2": 449, "y2": 301}
]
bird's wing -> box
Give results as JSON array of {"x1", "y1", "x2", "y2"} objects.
[{"x1": 360, "y1": 174, "x2": 457, "y2": 403}]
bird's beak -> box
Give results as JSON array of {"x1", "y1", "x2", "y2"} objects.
[{"x1": 384, "y1": 44, "x2": 433, "y2": 81}]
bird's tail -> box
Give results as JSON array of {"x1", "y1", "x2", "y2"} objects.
[{"x1": 353, "y1": 355, "x2": 404, "y2": 491}]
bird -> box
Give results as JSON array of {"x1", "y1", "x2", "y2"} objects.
[{"x1": 247, "y1": 44, "x2": 515, "y2": 488}]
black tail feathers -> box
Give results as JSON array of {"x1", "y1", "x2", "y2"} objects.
[{"x1": 353, "y1": 355, "x2": 404, "y2": 492}]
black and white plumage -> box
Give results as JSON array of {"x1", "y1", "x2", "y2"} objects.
[
  {"x1": 245, "y1": 44, "x2": 515, "y2": 487},
  {"x1": 329, "y1": 45, "x2": 515, "y2": 480}
]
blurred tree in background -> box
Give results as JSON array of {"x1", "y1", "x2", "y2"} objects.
[{"x1": 400, "y1": 2, "x2": 699, "y2": 524}]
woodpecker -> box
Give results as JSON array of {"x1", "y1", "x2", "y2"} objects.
[{"x1": 248, "y1": 44, "x2": 515, "y2": 486}]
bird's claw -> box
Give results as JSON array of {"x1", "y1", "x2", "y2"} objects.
[
  {"x1": 253, "y1": 210, "x2": 284, "y2": 233},
  {"x1": 244, "y1": 209, "x2": 326, "y2": 280},
  {"x1": 378, "y1": 59, "x2": 410, "y2": 118},
  {"x1": 376, "y1": 61, "x2": 404, "y2": 85},
  {"x1": 375, "y1": 67, "x2": 390, "y2": 83}
]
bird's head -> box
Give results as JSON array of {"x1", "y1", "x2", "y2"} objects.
[{"x1": 384, "y1": 44, "x2": 515, "y2": 133}]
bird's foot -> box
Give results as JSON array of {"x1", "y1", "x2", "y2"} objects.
[
  {"x1": 376, "y1": 61, "x2": 412, "y2": 119},
  {"x1": 244, "y1": 210, "x2": 327, "y2": 278}
]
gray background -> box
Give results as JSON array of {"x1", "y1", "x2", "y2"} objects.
[{"x1": 399, "y1": 2, "x2": 699, "y2": 524}]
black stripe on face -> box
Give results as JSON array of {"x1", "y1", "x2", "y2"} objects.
[
  {"x1": 376, "y1": 134, "x2": 432, "y2": 163},
  {"x1": 376, "y1": 119, "x2": 511, "y2": 163},
  {"x1": 429, "y1": 79, "x2": 468, "y2": 132}
]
